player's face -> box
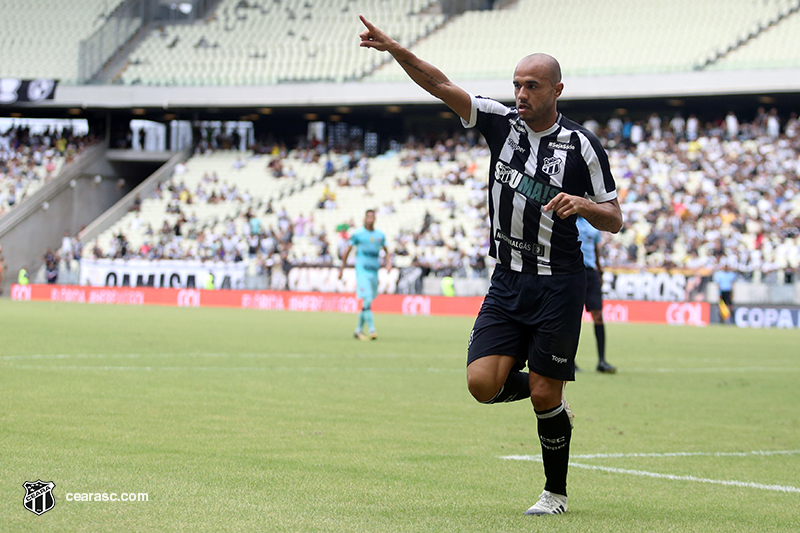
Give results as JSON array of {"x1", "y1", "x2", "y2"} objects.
[
  {"x1": 513, "y1": 59, "x2": 563, "y2": 130},
  {"x1": 364, "y1": 211, "x2": 375, "y2": 229}
]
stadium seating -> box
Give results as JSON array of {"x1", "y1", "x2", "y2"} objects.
[
  {"x1": 120, "y1": 0, "x2": 444, "y2": 86},
  {"x1": 709, "y1": 3, "x2": 800, "y2": 70},
  {"x1": 369, "y1": 0, "x2": 800, "y2": 81},
  {"x1": 85, "y1": 107, "x2": 800, "y2": 281},
  {"x1": 4, "y1": 0, "x2": 799, "y2": 86},
  {"x1": 0, "y1": 133, "x2": 69, "y2": 218},
  {"x1": 0, "y1": 0, "x2": 125, "y2": 84},
  {"x1": 118, "y1": 0, "x2": 800, "y2": 86}
]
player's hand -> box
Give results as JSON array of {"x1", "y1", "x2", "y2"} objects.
[
  {"x1": 337, "y1": 268, "x2": 344, "y2": 280},
  {"x1": 359, "y1": 15, "x2": 395, "y2": 52},
  {"x1": 543, "y1": 193, "x2": 587, "y2": 219}
]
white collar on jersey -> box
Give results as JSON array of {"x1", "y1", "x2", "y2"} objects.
[{"x1": 522, "y1": 113, "x2": 562, "y2": 137}]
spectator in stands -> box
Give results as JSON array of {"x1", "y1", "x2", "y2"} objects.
[
  {"x1": 767, "y1": 108, "x2": 781, "y2": 139},
  {"x1": 669, "y1": 112, "x2": 685, "y2": 140},
  {"x1": 725, "y1": 111, "x2": 739, "y2": 140},
  {"x1": 45, "y1": 259, "x2": 58, "y2": 284},
  {"x1": 18, "y1": 266, "x2": 29, "y2": 286}
]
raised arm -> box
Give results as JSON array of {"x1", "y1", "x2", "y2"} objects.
[{"x1": 359, "y1": 15, "x2": 471, "y2": 122}]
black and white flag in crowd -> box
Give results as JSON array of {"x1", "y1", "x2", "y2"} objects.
[{"x1": 0, "y1": 78, "x2": 58, "y2": 104}]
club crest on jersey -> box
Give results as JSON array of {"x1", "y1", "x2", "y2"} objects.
[{"x1": 541, "y1": 156, "x2": 563, "y2": 176}]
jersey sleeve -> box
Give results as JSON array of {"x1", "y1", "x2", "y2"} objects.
[
  {"x1": 460, "y1": 93, "x2": 511, "y2": 129},
  {"x1": 576, "y1": 130, "x2": 617, "y2": 203}
]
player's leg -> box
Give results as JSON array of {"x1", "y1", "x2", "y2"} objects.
[
  {"x1": 363, "y1": 272, "x2": 379, "y2": 338},
  {"x1": 524, "y1": 272, "x2": 584, "y2": 515},
  {"x1": 466, "y1": 298, "x2": 530, "y2": 403},
  {"x1": 354, "y1": 272, "x2": 368, "y2": 340},
  {"x1": 466, "y1": 354, "x2": 526, "y2": 403},
  {"x1": 585, "y1": 269, "x2": 615, "y2": 373}
]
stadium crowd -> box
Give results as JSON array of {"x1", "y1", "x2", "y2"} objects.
[
  {"x1": 16, "y1": 108, "x2": 800, "y2": 285},
  {"x1": 0, "y1": 125, "x2": 95, "y2": 219}
]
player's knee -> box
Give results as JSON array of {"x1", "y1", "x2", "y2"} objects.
[
  {"x1": 466, "y1": 372, "x2": 500, "y2": 403},
  {"x1": 529, "y1": 377, "x2": 563, "y2": 411}
]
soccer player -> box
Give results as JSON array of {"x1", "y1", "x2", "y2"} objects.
[
  {"x1": 576, "y1": 216, "x2": 616, "y2": 373},
  {"x1": 338, "y1": 209, "x2": 390, "y2": 340},
  {"x1": 358, "y1": 16, "x2": 623, "y2": 515}
]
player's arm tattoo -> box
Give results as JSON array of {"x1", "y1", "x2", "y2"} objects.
[
  {"x1": 399, "y1": 59, "x2": 444, "y2": 90},
  {"x1": 583, "y1": 199, "x2": 622, "y2": 233}
]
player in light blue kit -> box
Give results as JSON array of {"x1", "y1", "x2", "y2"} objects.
[{"x1": 338, "y1": 209, "x2": 391, "y2": 340}]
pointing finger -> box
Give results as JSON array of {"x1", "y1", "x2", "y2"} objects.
[{"x1": 359, "y1": 14, "x2": 373, "y2": 30}]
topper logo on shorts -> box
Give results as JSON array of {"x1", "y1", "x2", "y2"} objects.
[
  {"x1": 23, "y1": 480, "x2": 56, "y2": 515},
  {"x1": 551, "y1": 355, "x2": 567, "y2": 364}
]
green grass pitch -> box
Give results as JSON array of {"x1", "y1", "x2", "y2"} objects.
[{"x1": 1, "y1": 300, "x2": 799, "y2": 532}]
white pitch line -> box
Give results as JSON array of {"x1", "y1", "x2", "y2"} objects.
[
  {"x1": 502, "y1": 453, "x2": 800, "y2": 494},
  {"x1": 504, "y1": 450, "x2": 800, "y2": 460},
  {"x1": 568, "y1": 462, "x2": 800, "y2": 494},
  {"x1": 622, "y1": 367, "x2": 800, "y2": 373}
]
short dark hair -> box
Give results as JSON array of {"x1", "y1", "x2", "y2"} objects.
[{"x1": 365, "y1": 209, "x2": 375, "y2": 215}]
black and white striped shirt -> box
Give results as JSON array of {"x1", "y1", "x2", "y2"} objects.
[{"x1": 462, "y1": 94, "x2": 617, "y2": 275}]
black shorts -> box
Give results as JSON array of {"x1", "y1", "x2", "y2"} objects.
[
  {"x1": 584, "y1": 268, "x2": 603, "y2": 312},
  {"x1": 467, "y1": 267, "x2": 586, "y2": 381},
  {"x1": 719, "y1": 290, "x2": 732, "y2": 307}
]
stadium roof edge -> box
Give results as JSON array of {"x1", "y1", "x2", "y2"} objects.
[{"x1": 42, "y1": 68, "x2": 800, "y2": 109}]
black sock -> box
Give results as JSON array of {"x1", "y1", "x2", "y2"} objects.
[
  {"x1": 535, "y1": 403, "x2": 572, "y2": 496},
  {"x1": 595, "y1": 323, "x2": 606, "y2": 363},
  {"x1": 481, "y1": 371, "x2": 530, "y2": 403}
]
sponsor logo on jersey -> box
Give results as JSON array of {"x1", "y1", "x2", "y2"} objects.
[
  {"x1": 494, "y1": 161, "x2": 562, "y2": 205},
  {"x1": 495, "y1": 229, "x2": 545, "y2": 256},
  {"x1": 548, "y1": 141, "x2": 575, "y2": 151},
  {"x1": 505, "y1": 138, "x2": 526, "y2": 153}
]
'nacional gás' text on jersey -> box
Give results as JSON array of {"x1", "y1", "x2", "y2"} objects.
[
  {"x1": 349, "y1": 228, "x2": 386, "y2": 272},
  {"x1": 462, "y1": 94, "x2": 617, "y2": 275}
]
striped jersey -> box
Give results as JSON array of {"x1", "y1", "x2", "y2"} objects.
[{"x1": 462, "y1": 94, "x2": 617, "y2": 275}]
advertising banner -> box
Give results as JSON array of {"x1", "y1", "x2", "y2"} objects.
[
  {"x1": 602, "y1": 271, "x2": 707, "y2": 302},
  {"x1": 79, "y1": 258, "x2": 247, "y2": 289},
  {"x1": 731, "y1": 306, "x2": 800, "y2": 329},
  {"x1": 12, "y1": 284, "x2": 710, "y2": 325},
  {"x1": 0, "y1": 78, "x2": 57, "y2": 104}
]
